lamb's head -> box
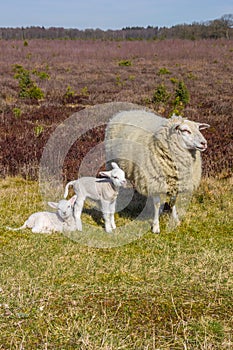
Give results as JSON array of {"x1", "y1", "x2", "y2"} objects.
[
  {"x1": 170, "y1": 115, "x2": 210, "y2": 152},
  {"x1": 48, "y1": 195, "x2": 77, "y2": 220},
  {"x1": 99, "y1": 162, "x2": 127, "y2": 188}
]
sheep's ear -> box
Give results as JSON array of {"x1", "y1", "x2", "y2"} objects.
[
  {"x1": 99, "y1": 170, "x2": 112, "y2": 178},
  {"x1": 198, "y1": 123, "x2": 210, "y2": 130},
  {"x1": 48, "y1": 201, "x2": 58, "y2": 209},
  {"x1": 111, "y1": 162, "x2": 119, "y2": 169},
  {"x1": 171, "y1": 121, "x2": 182, "y2": 132},
  {"x1": 169, "y1": 115, "x2": 183, "y2": 132},
  {"x1": 69, "y1": 195, "x2": 77, "y2": 206}
]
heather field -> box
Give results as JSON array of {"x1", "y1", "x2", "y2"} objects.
[
  {"x1": 0, "y1": 39, "x2": 233, "y2": 349},
  {"x1": 0, "y1": 39, "x2": 232, "y2": 179}
]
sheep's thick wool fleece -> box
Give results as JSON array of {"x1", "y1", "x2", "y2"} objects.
[{"x1": 105, "y1": 110, "x2": 202, "y2": 197}]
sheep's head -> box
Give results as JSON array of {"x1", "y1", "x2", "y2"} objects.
[
  {"x1": 170, "y1": 116, "x2": 210, "y2": 152},
  {"x1": 48, "y1": 195, "x2": 77, "y2": 220},
  {"x1": 99, "y1": 162, "x2": 127, "y2": 188}
]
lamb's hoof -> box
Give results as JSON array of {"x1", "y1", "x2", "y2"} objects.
[{"x1": 151, "y1": 224, "x2": 160, "y2": 234}]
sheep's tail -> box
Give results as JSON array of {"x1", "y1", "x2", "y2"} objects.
[{"x1": 64, "y1": 181, "x2": 76, "y2": 199}]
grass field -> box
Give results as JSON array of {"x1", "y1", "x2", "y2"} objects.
[{"x1": 0, "y1": 176, "x2": 232, "y2": 349}]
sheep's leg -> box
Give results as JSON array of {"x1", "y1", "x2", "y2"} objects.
[
  {"x1": 169, "y1": 196, "x2": 180, "y2": 226},
  {"x1": 171, "y1": 205, "x2": 180, "y2": 225},
  {"x1": 74, "y1": 198, "x2": 84, "y2": 231},
  {"x1": 152, "y1": 195, "x2": 160, "y2": 234}
]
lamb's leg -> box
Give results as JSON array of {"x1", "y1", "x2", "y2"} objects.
[
  {"x1": 101, "y1": 201, "x2": 112, "y2": 233},
  {"x1": 74, "y1": 198, "x2": 84, "y2": 231},
  {"x1": 152, "y1": 195, "x2": 160, "y2": 233},
  {"x1": 31, "y1": 217, "x2": 53, "y2": 234},
  {"x1": 109, "y1": 201, "x2": 116, "y2": 230},
  {"x1": 31, "y1": 226, "x2": 51, "y2": 234},
  {"x1": 103, "y1": 213, "x2": 112, "y2": 233},
  {"x1": 110, "y1": 214, "x2": 116, "y2": 230}
]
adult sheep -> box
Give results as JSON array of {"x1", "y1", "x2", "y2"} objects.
[{"x1": 105, "y1": 110, "x2": 209, "y2": 233}]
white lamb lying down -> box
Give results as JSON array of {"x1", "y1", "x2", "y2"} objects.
[
  {"x1": 64, "y1": 162, "x2": 126, "y2": 233},
  {"x1": 7, "y1": 195, "x2": 77, "y2": 234}
]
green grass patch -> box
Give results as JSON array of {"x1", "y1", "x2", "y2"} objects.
[{"x1": 0, "y1": 177, "x2": 232, "y2": 349}]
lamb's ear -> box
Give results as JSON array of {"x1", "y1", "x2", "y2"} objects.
[
  {"x1": 111, "y1": 162, "x2": 119, "y2": 169},
  {"x1": 48, "y1": 201, "x2": 58, "y2": 209},
  {"x1": 197, "y1": 123, "x2": 210, "y2": 130},
  {"x1": 69, "y1": 195, "x2": 77, "y2": 206},
  {"x1": 99, "y1": 170, "x2": 112, "y2": 178}
]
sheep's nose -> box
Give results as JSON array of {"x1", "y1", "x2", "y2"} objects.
[
  {"x1": 201, "y1": 141, "x2": 207, "y2": 147},
  {"x1": 199, "y1": 140, "x2": 207, "y2": 151}
]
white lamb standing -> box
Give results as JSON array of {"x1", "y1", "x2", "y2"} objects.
[
  {"x1": 63, "y1": 162, "x2": 126, "y2": 233},
  {"x1": 6, "y1": 195, "x2": 77, "y2": 233},
  {"x1": 105, "y1": 110, "x2": 210, "y2": 233}
]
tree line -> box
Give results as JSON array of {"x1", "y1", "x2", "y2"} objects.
[{"x1": 0, "y1": 14, "x2": 232, "y2": 40}]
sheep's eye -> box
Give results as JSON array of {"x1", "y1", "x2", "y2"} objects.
[
  {"x1": 182, "y1": 129, "x2": 191, "y2": 134},
  {"x1": 113, "y1": 176, "x2": 119, "y2": 179}
]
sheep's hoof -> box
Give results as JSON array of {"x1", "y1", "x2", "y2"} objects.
[
  {"x1": 75, "y1": 223, "x2": 82, "y2": 231},
  {"x1": 105, "y1": 225, "x2": 113, "y2": 233},
  {"x1": 105, "y1": 229, "x2": 112, "y2": 234}
]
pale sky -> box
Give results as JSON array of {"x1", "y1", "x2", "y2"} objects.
[{"x1": 1, "y1": 0, "x2": 232, "y2": 29}]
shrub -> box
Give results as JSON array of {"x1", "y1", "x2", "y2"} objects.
[
  {"x1": 128, "y1": 75, "x2": 135, "y2": 81},
  {"x1": 34, "y1": 124, "x2": 44, "y2": 137},
  {"x1": 13, "y1": 65, "x2": 44, "y2": 100},
  {"x1": 170, "y1": 77, "x2": 179, "y2": 84},
  {"x1": 152, "y1": 80, "x2": 190, "y2": 115},
  {"x1": 62, "y1": 85, "x2": 90, "y2": 104},
  {"x1": 171, "y1": 80, "x2": 190, "y2": 115},
  {"x1": 158, "y1": 67, "x2": 171, "y2": 75},
  {"x1": 118, "y1": 59, "x2": 132, "y2": 67},
  {"x1": 27, "y1": 85, "x2": 44, "y2": 100},
  {"x1": 12, "y1": 107, "x2": 22, "y2": 118},
  {"x1": 64, "y1": 85, "x2": 75, "y2": 99},
  {"x1": 32, "y1": 69, "x2": 50, "y2": 80},
  {"x1": 115, "y1": 74, "x2": 123, "y2": 87},
  {"x1": 80, "y1": 86, "x2": 89, "y2": 96},
  {"x1": 152, "y1": 84, "x2": 170, "y2": 103},
  {"x1": 174, "y1": 80, "x2": 190, "y2": 106}
]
